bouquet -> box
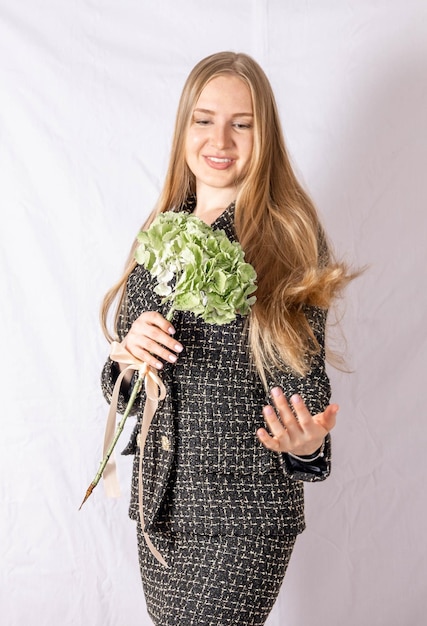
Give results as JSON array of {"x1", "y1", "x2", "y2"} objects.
[
  {"x1": 135, "y1": 211, "x2": 257, "y2": 323},
  {"x1": 79, "y1": 211, "x2": 257, "y2": 558}
]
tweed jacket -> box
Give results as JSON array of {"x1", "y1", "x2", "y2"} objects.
[{"x1": 101, "y1": 200, "x2": 332, "y2": 538}]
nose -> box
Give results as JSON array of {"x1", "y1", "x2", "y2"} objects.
[{"x1": 210, "y1": 123, "x2": 231, "y2": 150}]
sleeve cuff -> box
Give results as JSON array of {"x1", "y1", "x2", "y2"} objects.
[{"x1": 282, "y1": 434, "x2": 331, "y2": 482}]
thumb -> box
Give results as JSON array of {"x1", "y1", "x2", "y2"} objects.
[{"x1": 314, "y1": 403, "x2": 339, "y2": 432}]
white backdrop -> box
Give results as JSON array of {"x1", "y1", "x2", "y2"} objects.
[{"x1": 1, "y1": 1, "x2": 426, "y2": 625}]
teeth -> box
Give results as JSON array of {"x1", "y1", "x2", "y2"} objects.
[{"x1": 209, "y1": 157, "x2": 232, "y2": 163}]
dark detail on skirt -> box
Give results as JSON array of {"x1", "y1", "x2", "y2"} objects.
[{"x1": 137, "y1": 522, "x2": 297, "y2": 626}]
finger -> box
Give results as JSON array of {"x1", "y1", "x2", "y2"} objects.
[
  {"x1": 121, "y1": 337, "x2": 164, "y2": 370},
  {"x1": 129, "y1": 313, "x2": 184, "y2": 363},
  {"x1": 256, "y1": 426, "x2": 286, "y2": 453},
  {"x1": 121, "y1": 338, "x2": 180, "y2": 371},
  {"x1": 139, "y1": 331, "x2": 183, "y2": 359},
  {"x1": 138, "y1": 312, "x2": 184, "y2": 353},
  {"x1": 269, "y1": 387, "x2": 302, "y2": 434},
  {"x1": 313, "y1": 404, "x2": 339, "y2": 432},
  {"x1": 143, "y1": 311, "x2": 177, "y2": 337},
  {"x1": 137, "y1": 337, "x2": 180, "y2": 366},
  {"x1": 262, "y1": 404, "x2": 287, "y2": 438},
  {"x1": 288, "y1": 393, "x2": 316, "y2": 428}
]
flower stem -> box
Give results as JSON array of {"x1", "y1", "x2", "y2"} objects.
[
  {"x1": 165, "y1": 306, "x2": 175, "y2": 322},
  {"x1": 79, "y1": 369, "x2": 145, "y2": 510}
]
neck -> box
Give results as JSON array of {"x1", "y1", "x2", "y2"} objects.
[{"x1": 193, "y1": 184, "x2": 236, "y2": 224}]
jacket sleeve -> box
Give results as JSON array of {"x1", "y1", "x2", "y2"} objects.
[{"x1": 268, "y1": 306, "x2": 332, "y2": 482}]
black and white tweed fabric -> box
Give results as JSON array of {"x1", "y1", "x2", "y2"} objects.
[
  {"x1": 101, "y1": 199, "x2": 332, "y2": 624},
  {"x1": 137, "y1": 523, "x2": 296, "y2": 626}
]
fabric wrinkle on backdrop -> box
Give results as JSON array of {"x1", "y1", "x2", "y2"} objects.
[{"x1": 1, "y1": 2, "x2": 426, "y2": 625}]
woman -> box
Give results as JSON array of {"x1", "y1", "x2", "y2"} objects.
[{"x1": 101, "y1": 51, "x2": 352, "y2": 625}]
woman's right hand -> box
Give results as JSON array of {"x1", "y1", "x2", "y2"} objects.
[{"x1": 119, "y1": 311, "x2": 184, "y2": 371}]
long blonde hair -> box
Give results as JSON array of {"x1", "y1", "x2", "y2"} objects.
[{"x1": 101, "y1": 51, "x2": 354, "y2": 380}]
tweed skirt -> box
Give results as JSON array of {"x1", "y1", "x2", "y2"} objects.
[{"x1": 136, "y1": 522, "x2": 297, "y2": 626}]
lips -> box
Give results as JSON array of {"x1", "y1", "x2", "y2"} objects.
[{"x1": 204, "y1": 156, "x2": 235, "y2": 170}]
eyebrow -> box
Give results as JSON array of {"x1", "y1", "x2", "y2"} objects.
[{"x1": 193, "y1": 108, "x2": 253, "y2": 117}]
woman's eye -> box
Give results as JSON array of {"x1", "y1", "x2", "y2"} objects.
[
  {"x1": 233, "y1": 122, "x2": 252, "y2": 130},
  {"x1": 194, "y1": 119, "x2": 211, "y2": 125}
]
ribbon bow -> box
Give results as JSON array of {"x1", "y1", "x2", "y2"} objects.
[{"x1": 103, "y1": 342, "x2": 166, "y2": 495}]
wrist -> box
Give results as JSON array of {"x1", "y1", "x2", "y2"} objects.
[{"x1": 287, "y1": 439, "x2": 326, "y2": 463}]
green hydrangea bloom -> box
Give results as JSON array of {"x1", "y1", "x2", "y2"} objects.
[{"x1": 134, "y1": 211, "x2": 257, "y2": 324}]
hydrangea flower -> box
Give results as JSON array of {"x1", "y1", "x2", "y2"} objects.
[{"x1": 135, "y1": 211, "x2": 257, "y2": 324}]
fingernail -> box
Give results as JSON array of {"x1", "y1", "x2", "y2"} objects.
[
  {"x1": 155, "y1": 361, "x2": 163, "y2": 370},
  {"x1": 169, "y1": 354, "x2": 177, "y2": 363},
  {"x1": 291, "y1": 394, "x2": 301, "y2": 404},
  {"x1": 168, "y1": 327, "x2": 175, "y2": 335},
  {"x1": 271, "y1": 387, "x2": 281, "y2": 397},
  {"x1": 175, "y1": 344, "x2": 183, "y2": 352},
  {"x1": 264, "y1": 406, "x2": 274, "y2": 416}
]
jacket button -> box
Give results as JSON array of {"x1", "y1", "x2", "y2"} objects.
[{"x1": 161, "y1": 435, "x2": 171, "y2": 451}]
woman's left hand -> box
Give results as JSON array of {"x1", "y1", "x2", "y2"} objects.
[{"x1": 257, "y1": 387, "x2": 338, "y2": 456}]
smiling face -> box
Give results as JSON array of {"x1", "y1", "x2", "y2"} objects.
[{"x1": 185, "y1": 74, "x2": 254, "y2": 203}]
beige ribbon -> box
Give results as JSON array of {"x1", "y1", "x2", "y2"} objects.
[{"x1": 105, "y1": 341, "x2": 168, "y2": 567}]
